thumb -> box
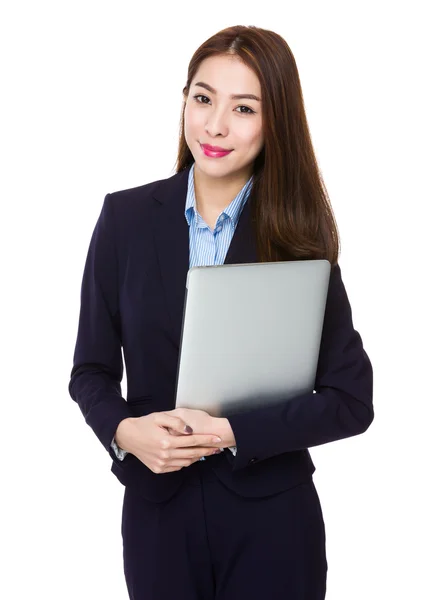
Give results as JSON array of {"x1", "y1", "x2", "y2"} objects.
[
  {"x1": 155, "y1": 412, "x2": 193, "y2": 434},
  {"x1": 167, "y1": 427, "x2": 186, "y2": 437}
]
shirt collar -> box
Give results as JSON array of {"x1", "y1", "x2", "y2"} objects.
[{"x1": 185, "y1": 162, "x2": 253, "y2": 230}]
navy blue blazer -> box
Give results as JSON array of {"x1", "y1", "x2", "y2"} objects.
[{"x1": 69, "y1": 167, "x2": 374, "y2": 502}]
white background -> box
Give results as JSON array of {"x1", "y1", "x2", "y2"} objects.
[{"x1": 1, "y1": 1, "x2": 433, "y2": 598}]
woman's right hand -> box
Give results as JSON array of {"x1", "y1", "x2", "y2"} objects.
[{"x1": 114, "y1": 412, "x2": 223, "y2": 473}]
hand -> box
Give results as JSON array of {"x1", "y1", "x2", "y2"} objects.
[
  {"x1": 165, "y1": 408, "x2": 236, "y2": 448},
  {"x1": 164, "y1": 408, "x2": 215, "y2": 437},
  {"x1": 114, "y1": 412, "x2": 223, "y2": 474}
]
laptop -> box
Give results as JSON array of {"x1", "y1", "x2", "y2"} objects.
[{"x1": 175, "y1": 259, "x2": 331, "y2": 417}]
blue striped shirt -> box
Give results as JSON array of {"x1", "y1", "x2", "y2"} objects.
[
  {"x1": 185, "y1": 162, "x2": 253, "y2": 266},
  {"x1": 111, "y1": 162, "x2": 253, "y2": 461}
]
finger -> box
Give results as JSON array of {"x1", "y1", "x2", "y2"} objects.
[
  {"x1": 154, "y1": 413, "x2": 193, "y2": 434},
  {"x1": 170, "y1": 434, "x2": 222, "y2": 448},
  {"x1": 155, "y1": 450, "x2": 223, "y2": 473},
  {"x1": 153, "y1": 458, "x2": 202, "y2": 474},
  {"x1": 158, "y1": 463, "x2": 195, "y2": 473},
  {"x1": 152, "y1": 465, "x2": 183, "y2": 474},
  {"x1": 167, "y1": 428, "x2": 184, "y2": 437}
]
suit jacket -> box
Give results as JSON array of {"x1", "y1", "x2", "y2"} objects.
[{"x1": 69, "y1": 166, "x2": 374, "y2": 502}]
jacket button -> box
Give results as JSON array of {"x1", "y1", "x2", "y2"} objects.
[{"x1": 249, "y1": 457, "x2": 258, "y2": 464}]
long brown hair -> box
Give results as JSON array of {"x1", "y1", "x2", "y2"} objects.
[{"x1": 175, "y1": 25, "x2": 340, "y2": 264}]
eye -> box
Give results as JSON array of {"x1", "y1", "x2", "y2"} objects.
[
  {"x1": 235, "y1": 105, "x2": 255, "y2": 115},
  {"x1": 192, "y1": 94, "x2": 255, "y2": 115},
  {"x1": 193, "y1": 94, "x2": 211, "y2": 105}
]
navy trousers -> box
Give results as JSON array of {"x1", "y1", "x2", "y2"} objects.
[{"x1": 121, "y1": 453, "x2": 327, "y2": 599}]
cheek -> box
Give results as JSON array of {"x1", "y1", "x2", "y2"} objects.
[
  {"x1": 240, "y1": 126, "x2": 263, "y2": 150},
  {"x1": 255, "y1": 132, "x2": 265, "y2": 150},
  {"x1": 251, "y1": 121, "x2": 264, "y2": 148},
  {"x1": 184, "y1": 105, "x2": 202, "y2": 133}
]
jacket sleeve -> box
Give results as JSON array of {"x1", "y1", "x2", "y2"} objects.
[
  {"x1": 68, "y1": 194, "x2": 131, "y2": 461},
  {"x1": 226, "y1": 262, "x2": 374, "y2": 471}
]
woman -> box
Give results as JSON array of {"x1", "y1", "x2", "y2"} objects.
[{"x1": 69, "y1": 25, "x2": 374, "y2": 599}]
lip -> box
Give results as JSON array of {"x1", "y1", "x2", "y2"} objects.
[
  {"x1": 200, "y1": 143, "x2": 233, "y2": 158},
  {"x1": 201, "y1": 143, "x2": 232, "y2": 152}
]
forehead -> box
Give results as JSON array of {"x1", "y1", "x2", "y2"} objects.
[{"x1": 194, "y1": 55, "x2": 261, "y2": 94}]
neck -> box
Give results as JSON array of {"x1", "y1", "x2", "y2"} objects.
[{"x1": 193, "y1": 165, "x2": 251, "y2": 216}]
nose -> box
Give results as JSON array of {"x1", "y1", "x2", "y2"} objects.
[{"x1": 205, "y1": 107, "x2": 229, "y2": 138}]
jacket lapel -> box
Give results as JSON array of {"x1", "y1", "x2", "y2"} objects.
[
  {"x1": 223, "y1": 192, "x2": 258, "y2": 266},
  {"x1": 152, "y1": 167, "x2": 258, "y2": 348}
]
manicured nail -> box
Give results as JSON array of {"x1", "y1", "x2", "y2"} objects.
[{"x1": 184, "y1": 425, "x2": 193, "y2": 434}]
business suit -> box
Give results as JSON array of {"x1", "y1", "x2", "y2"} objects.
[{"x1": 69, "y1": 165, "x2": 373, "y2": 598}]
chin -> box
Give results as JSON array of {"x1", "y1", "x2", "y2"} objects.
[{"x1": 196, "y1": 162, "x2": 238, "y2": 177}]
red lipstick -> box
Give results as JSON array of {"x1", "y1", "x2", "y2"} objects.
[{"x1": 200, "y1": 143, "x2": 233, "y2": 158}]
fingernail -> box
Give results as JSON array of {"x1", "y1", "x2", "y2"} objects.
[
  {"x1": 184, "y1": 425, "x2": 193, "y2": 434},
  {"x1": 212, "y1": 436, "x2": 222, "y2": 443}
]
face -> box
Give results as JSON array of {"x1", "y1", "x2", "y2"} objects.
[{"x1": 183, "y1": 54, "x2": 264, "y2": 183}]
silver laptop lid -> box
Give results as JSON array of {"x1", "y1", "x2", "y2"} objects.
[{"x1": 175, "y1": 259, "x2": 331, "y2": 417}]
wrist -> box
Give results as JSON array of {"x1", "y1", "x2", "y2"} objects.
[
  {"x1": 114, "y1": 417, "x2": 136, "y2": 452},
  {"x1": 211, "y1": 417, "x2": 236, "y2": 448}
]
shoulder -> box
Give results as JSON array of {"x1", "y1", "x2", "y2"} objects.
[
  {"x1": 98, "y1": 169, "x2": 189, "y2": 245},
  {"x1": 103, "y1": 169, "x2": 188, "y2": 223},
  {"x1": 107, "y1": 173, "x2": 172, "y2": 212}
]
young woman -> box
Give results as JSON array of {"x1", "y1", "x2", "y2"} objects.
[{"x1": 69, "y1": 25, "x2": 374, "y2": 600}]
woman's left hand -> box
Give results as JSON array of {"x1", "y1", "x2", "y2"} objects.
[
  {"x1": 165, "y1": 408, "x2": 236, "y2": 448},
  {"x1": 164, "y1": 408, "x2": 216, "y2": 437}
]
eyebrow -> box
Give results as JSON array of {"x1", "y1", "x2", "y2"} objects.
[{"x1": 193, "y1": 81, "x2": 261, "y2": 102}]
